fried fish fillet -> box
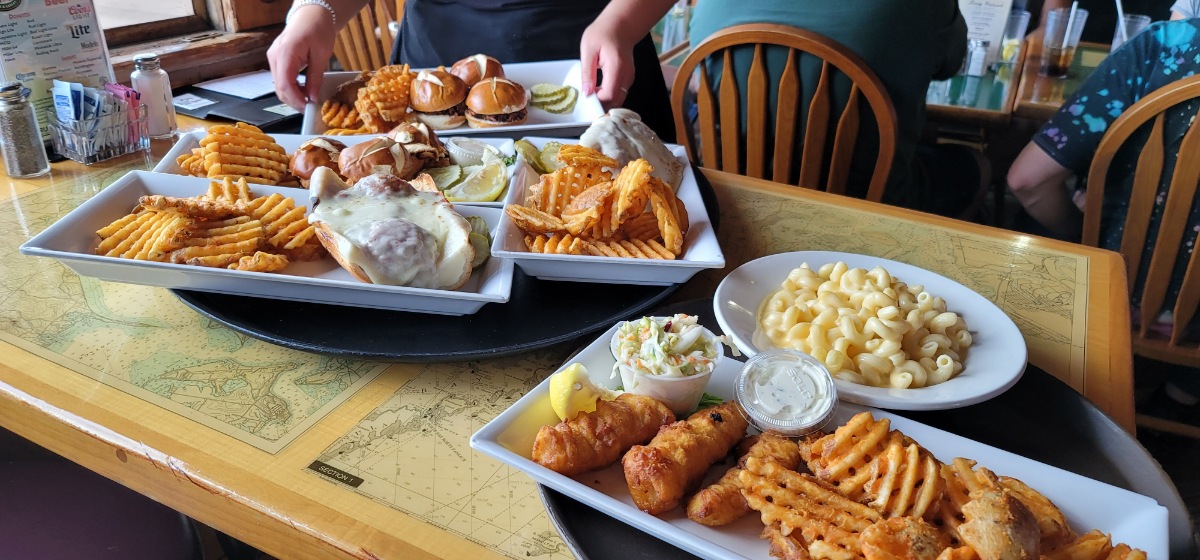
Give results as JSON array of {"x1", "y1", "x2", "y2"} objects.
[
  {"x1": 531, "y1": 393, "x2": 674, "y2": 476},
  {"x1": 956, "y1": 467, "x2": 1041, "y2": 560},
  {"x1": 860, "y1": 517, "x2": 950, "y2": 560},
  {"x1": 686, "y1": 432, "x2": 801, "y2": 526},
  {"x1": 622, "y1": 401, "x2": 749, "y2": 514}
]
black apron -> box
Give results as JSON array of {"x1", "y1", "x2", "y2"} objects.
[{"x1": 392, "y1": 0, "x2": 676, "y2": 142}]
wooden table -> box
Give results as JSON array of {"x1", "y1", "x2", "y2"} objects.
[
  {"x1": 1014, "y1": 38, "x2": 1111, "y2": 121},
  {"x1": 926, "y1": 45, "x2": 1026, "y2": 128},
  {"x1": 0, "y1": 126, "x2": 1138, "y2": 560}
]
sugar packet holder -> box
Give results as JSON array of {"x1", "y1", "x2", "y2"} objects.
[{"x1": 48, "y1": 79, "x2": 147, "y2": 164}]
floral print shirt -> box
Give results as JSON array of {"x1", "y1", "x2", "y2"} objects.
[{"x1": 1033, "y1": 19, "x2": 1200, "y2": 322}]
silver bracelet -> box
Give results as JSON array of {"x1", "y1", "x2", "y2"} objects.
[{"x1": 287, "y1": 0, "x2": 337, "y2": 27}]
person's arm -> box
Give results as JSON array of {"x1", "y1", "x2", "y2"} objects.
[
  {"x1": 1170, "y1": 0, "x2": 1198, "y2": 19},
  {"x1": 580, "y1": 0, "x2": 677, "y2": 109},
  {"x1": 1006, "y1": 143, "x2": 1082, "y2": 238},
  {"x1": 267, "y1": 0, "x2": 370, "y2": 110}
]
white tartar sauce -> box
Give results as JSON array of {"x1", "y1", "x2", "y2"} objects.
[{"x1": 735, "y1": 349, "x2": 837, "y2": 435}]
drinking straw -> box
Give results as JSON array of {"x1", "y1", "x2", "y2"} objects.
[
  {"x1": 1114, "y1": 0, "x2": 1129, "y2": 44},
  {"x1": 1066, "y1": 1, "x2": 1081, "y2": 45}
]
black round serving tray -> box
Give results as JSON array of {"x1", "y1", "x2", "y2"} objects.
[
  {"x1": 172, "y1": 164, "x2": 720, "y2": 363},
  {"x1": 538, "y1": 299, "x2": 1195, "y2": 560},
  {"x1": 173, "y1": 270, "x2": 680, "y2": 362}
]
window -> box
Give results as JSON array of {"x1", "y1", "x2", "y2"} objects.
[{"x1": 95, "y1": 0, "x2": 211, "y2": 47}]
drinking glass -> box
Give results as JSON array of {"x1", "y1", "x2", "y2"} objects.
[
  {"x1": 1111, "y1": 13, "x2": 1151, "y2": 52},
  {"x1": 995, "y1": 9, "x2": 1031, "y2": 69},
  {"x1": 1040, "y1": 7, "x2": 1089, "y2": 78}
]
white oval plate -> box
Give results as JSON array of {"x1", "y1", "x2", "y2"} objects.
[{"x1": 713, "y1": 251, "x2": 1026, "y2": 410}]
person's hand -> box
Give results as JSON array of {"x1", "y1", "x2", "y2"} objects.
[
  {"x1": 580, "y1": 16, "x2": 638, "y2": 110},
  {"x1": 267, "y1": 7, "x2": 337, "y2": 111}
]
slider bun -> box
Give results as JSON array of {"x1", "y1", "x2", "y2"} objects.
[
  {"x1": 313, "y1": 221, "x2": 374, "y2": 284},
  {"x1": 466, "y1": 78, "x2": 528, "y2": 115},
  {"x1": 291, "y1": 137, "x2": 347, "y2": 182},
  {"x1": 337, "y1": 137, "x2": 422, "y2": 182},
  {"x1": 413, "y1": 112, "x2": 466, "y2": 131},
  {"x1": 332, "y1": 70, "x2": 372, "y2": 106},
  {"x1": 409, "y1": 69, "x2": 468, "y2": 112},
  {"x1": 449, "y1": 54, "x2": 505, "y2": 86}
]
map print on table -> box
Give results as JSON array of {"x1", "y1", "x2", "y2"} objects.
[
  {"x1": 1, "y1": 177, "x2": 388, "y2": 454},
  {"x1": 694, "y1": 187, "x2": 1089, "y2": 387},
  {"x1": 307, "y1": 350, "x2": 573, "y2": 560}
]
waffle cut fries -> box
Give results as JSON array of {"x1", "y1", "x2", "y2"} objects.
[
  {"x1": 504, "y1": 144, "x2": 689, "y2": 260},
  {"x1": 321, "y1": 99, "x2": 363, "y2": 130},
  {"x1": 93, "y1": 178, "x2": 326, "y2": 273},
  {"x1": 175, "y1": 122, "x2": 292, "y2": 186},
  {"x1": 351, "y1": 64, "x2": 416, "y2": 133}
]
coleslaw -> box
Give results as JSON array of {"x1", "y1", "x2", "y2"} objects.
[{"x1": 610, "y1": 314, "x2": 728, "y2": 379}]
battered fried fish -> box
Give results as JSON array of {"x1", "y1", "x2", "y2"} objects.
[
  {"x1": 531, "y1": 393, "x2": 674, "y2": 476},
  {"x1": 622, "y1": 401, "x2": 749, "y2": 514},
  {"x1": 686, "y1": 432, "x2": 801, "y2": 526}
]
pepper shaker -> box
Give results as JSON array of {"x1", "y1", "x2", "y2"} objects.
[
  {"x1": 0, "y1": 81, "x2": 51, "y2": 178},
  {"x1": 130, "y1": 53, "x2": 177, "y2": 139}
]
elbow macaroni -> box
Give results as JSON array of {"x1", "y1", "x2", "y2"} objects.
[{"x1": 758, "y1": 262, "x2": 972, "y2": 389}]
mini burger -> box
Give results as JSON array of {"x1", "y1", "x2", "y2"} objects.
[
  {"x1": 449, "y1": 54, "x2": 504, "y2": 87},
  {"x1": 338, "y1": 136, "x2": 423, "y2": 182},
  {"x1": 408, "y1": 69, "x2": 468, "y2": 130},
  {"x1": 290, "y1": 137, "x2": 347, "y2": 186},
  {"x1": 465, "y1": 78, "x2": 528, "y2": 129}
]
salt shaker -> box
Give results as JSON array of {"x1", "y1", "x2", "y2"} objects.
[
  {"x1": 0, "y1": 81, "x2": 51, "y2": 178},
  {"x1": 130, "y1": 53, "x2": 177, "y2": 139}
]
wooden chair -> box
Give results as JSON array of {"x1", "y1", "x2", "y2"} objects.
[
  {"x1": 1083, "y1": 73, "x2": 1200, "y2": 436},
  {"x1": 332, "y1": 0, "x2": 403, "y2": 72},
  {"x1": 670, "y1": 23, "x2": 899, "y2": 201}
]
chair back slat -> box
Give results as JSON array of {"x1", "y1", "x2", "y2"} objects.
[
  {"x1": 360, "y1": 14, "x2": 385, "y2": 70},
  {"x1": 746, "y1": 44, "x2": 769, "y2": 179},
  {"x1": 694, "y1": 64, "x2": 720, "y2": 172},
  {"x1": 377, "y1": 0, "x2": 397, "y2": 60},
  {"x1": 772, "y1": 49, "x2": 801, "y2": 184},
  {"x1": 827, "y1": 85, "x2": 861, "y2": 195},
  {"x1": 1138, "y1": 111, "x2": 1200, "y2": 337},
  {"x1": 1118, "y1": 113, "x2": 1165, "y2": 276},
  {"x1": 1084, "y1": 73, "x2": 1200, "y2": 364},
  {"x1": 334, "y1": 1, "x2": 395, "y2": 71},
  {"x1": 670, "y1": 23, "x2": 898, "y2": 202},
  {"x1": 342, "y1": 19, "x2": 371, "y2": 71},
  {"x1": 719, "y1": 49, "x2": 742, "y2": 173},
  {"x1": 1173, "y1": 250, "x2": 1200, "y2": 344},
  {"x1": 799, "y1": 61, "x2": 832, "y2": 190}
]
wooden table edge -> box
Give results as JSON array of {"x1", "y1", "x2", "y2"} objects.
[{"x1": 0, "y1": 355, "x2": 501, "y2": 560}]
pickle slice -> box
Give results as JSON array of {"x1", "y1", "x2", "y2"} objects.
[
  {"x1": 538, "y1": 141, "x2": 563, "y2": 173},
  {"x1": 424, "y1": 164, "x2": 462, "y2": 190},
  {"x1": 539, "y1": 87, "x2": 578, "y2": 114}
]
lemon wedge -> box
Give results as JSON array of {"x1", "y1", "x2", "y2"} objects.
[
  {"x1": 445, "y1": 161, "x2": 506, "y2": 202},
  {"x1": 548, "y1": 363, "x2": 618, "y2": 421}
]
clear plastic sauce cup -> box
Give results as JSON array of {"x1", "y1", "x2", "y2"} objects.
[{"x1": 735, "y1": 349, "x2": 838, "y2": 436}]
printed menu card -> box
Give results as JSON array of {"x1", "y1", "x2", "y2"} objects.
[
  {"x1": 0, "y1": 0, "x2": 115, "y2": 138},
  {"x1": 959, "y1": 0, "x2": 1014, "y2": 66}
]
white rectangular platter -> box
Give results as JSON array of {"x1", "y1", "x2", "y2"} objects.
[
  {"x1": 470, "y1": 325, "x2": 1169, "y2": 560},
  {"x1": 19, "y1": 170, "x2": 514, "y2": 315},
  {"x1": 153, "y1": 132, "x2": 516, "y2": 206},
  {"x1": 301, "y1": 60, "x2": 605, "y2": 138},
  {"x1": 492, "y1": 137, "x2": 725, "y2": 286}
]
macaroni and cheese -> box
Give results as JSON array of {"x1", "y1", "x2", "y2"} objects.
[{"x1": 757, "y1": 261, "x2": 973, "y2": 389}]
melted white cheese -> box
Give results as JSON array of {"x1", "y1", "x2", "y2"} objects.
[{"x1": 309, "y1": 173, "x2": 471, "y2": 289}]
